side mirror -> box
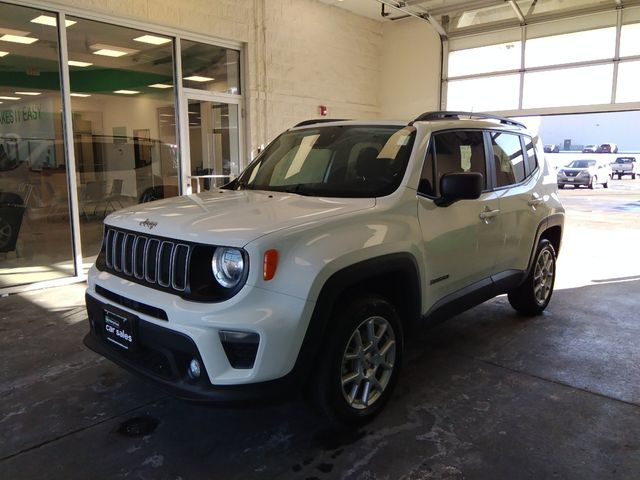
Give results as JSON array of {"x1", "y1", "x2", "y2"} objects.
[{"x1": 435, "y1": 172, "x2": 482, "y2": 207}]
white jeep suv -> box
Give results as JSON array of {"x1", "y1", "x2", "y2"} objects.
[{"x1": 84, "y1": 112, "x2": 564, "y2": 424}]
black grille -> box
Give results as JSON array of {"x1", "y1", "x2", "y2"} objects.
[{"x1": 104, "y1": 227, "x2": 190, "y2": 292}]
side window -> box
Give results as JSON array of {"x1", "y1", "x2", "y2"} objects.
[
  {"x1": 522, "y1": 135, "x2": 538, "y2": 177},
  {"x1": 491, "y1": 132, "x2": 525, "y2": 187},
  {"x1": 419, "y1": 130, "x2": 487, "y2": 197}
]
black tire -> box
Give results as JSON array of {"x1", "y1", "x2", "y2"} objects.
[
  {"x1": 633, "y1": 173, "x2": 636, "y2": 180},
  {"x1": 311, "y1": 294, "x2": 403, "y2": 425},
  {"x1": 589, "y1": 176, "x2": 596, "y2": 189},
  {"x1": 603, "y1": 178, "x2": 609, "y2": 188},
  {"x1": 508, "y1": 239, "x2": 557, "y2": 316},
  {"x1": 558, "y1": 184, "x2": 565, "y2": 189},
  {"x1": 618, "y1": 174, "x2": 622, "y2": 180}
]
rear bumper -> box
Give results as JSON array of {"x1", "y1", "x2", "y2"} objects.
[{"x1": 84, "y1": 293, "x2": 300, "y2": 405}]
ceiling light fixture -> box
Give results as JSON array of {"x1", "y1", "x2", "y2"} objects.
[
  {"x1": 15, "y1": 91, "x2": 41, "y2": 96},
  {"x1": 70, "y1": 93, "x2": 91, "y2": 97},
  {"x1": 134, "y1": 35, "x2": 171, "y2": 45},
  {"x1": 68, "y1": 60, "x2": 93, "y2": 67},
  {"x1": 30, "y1": 15, "x2": 76, "y2": 27},
  {"x1": 149, "y1": 83, "x2": 172, "y2": 89},
  {"x1": 184, "y1": 75, "x2": 214, "y2": 82},
  {"x1": 90, "y1": 43, "x2": 138, "y2": 57},
  {"x1": 114, "y1": 90, "x2": 140, "y2": 95},
  {"x1": 0, "y1": 96, "x2": 20, "y2": 100},
  {"x1": 0, "y1": 34, "x2": 38, "y2": 44}
]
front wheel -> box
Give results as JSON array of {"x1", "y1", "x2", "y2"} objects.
[
  {"x1": 311, "y1": 294, "x2": 403, "y2": 425},
  {"x1": 508, "y1": 239, "x2": 557, "y2": 316},
  {"x1": 589, "y1": 176, "x2": 596, "y2": 189}
]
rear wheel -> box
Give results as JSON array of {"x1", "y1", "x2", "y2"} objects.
[
  {"x1": 508, "y1": 239, "x2": 557, "y2": 316},
  {"x1": 311, "y1": 294, "x2": 403, "y2": 425},
  {"x1": 558, "y1": 184, "x2": 565, "y2": 189},
  {"x1": 589, "y1": 176, "x2": 596, "y2": 189},
  {"x1": 618, "y1": 174, "x2": 623, "y2": 180}
]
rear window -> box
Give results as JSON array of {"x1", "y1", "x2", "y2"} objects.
[{"x1": 615, "y1": 157, "x2": 634, "y2": 164}]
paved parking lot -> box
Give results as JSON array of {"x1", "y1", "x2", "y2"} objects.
[{"x1": 1, "y1": 178, "x2": 639, "y2": 480}]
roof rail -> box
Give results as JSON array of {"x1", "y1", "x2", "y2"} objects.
[
  {"x1": 411, "y1": 111, "x2": 526, "y2": 129},
  {"x1": 292, "y1": 118, "x2": 349, "y2": 128}
]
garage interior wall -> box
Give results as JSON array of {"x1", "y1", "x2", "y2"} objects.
[{"x1": 380, "y1": 17, "x2": 441, "y2": 120}]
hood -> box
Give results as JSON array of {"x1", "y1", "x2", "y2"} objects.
[{"x1": 105, "y1": 190, "x2": 375, "y2": 247}]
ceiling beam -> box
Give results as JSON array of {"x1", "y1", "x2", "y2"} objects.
[{"x1": 507, "y1": 0, "x2": 526, "y2": 24}]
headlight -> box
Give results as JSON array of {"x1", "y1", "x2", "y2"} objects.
[
  {"x1": 557, "y1": 170, "x2": 565, "y2": 176},
  {"x1": 211, "y1": 247, "x2": 245, "y2": 288}
]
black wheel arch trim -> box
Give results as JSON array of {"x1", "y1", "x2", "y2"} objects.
[
  {"x1": 525, "y1": 213, "x2": 564, "y2": 276},
  {"x1": 290, "y1": 253, "x2": 422, "y2": 385}
]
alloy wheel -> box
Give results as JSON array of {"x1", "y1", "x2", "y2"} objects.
[
  {"x1": 340, "y1": 315, "x2": 396, "y2": 410},
  {"x1": 533, "y1": 248, "x2": 555, "y2": 305}
]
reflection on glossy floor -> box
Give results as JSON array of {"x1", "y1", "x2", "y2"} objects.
[{"x1": 1, "y1": 180, "x2": 640, "y2": 479}]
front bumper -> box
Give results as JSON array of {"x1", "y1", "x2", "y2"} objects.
[
  {"x1": 557, "y1": 175, "x2": 590, "y2": 186},
  {"x1": 85, "y1": 266, "x2": 315, "y2": 403},
  {"x1": 85, "y1": 293, "x2": 304, "y2": 404}
]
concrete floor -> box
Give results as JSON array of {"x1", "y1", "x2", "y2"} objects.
[{"x1": 1, "y1": 179, "x2": 639, "y2": 479}]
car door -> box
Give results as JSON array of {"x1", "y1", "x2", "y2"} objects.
[
  {"x1": 417, "y1": 130, "x2": 501, "y2": 310},
  {"x1": 489, "y1": 132, "x2": 547, "y2": 274}
]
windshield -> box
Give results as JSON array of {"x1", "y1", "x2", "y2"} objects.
[
  {"x1": 229, "y1": 125, "x2": 416, "y2": 198},
  {"x1": 567, "y1": 160, "x2": 595, "y2": 168}
]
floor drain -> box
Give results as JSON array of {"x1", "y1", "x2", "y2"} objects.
[{"x1": 116, "y1": 415, "x2": 159, "y2": 437}]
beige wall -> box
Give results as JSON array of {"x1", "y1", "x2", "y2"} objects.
[
  {"x1": 48, "y1": 0, "x2": 441, "y2": 153},
  {"x1": 380, "y1": 18, "x2": 442, "y2": 120}
]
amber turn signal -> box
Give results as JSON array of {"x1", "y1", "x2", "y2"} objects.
[{"x1": 263, "y1": 249, "x2": 278, "y2": 281}]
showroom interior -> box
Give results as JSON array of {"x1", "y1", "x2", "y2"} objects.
[{"x1": 1, "y1": 0, "x2": 640, "y2": 478}]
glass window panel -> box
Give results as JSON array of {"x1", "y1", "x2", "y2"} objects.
[
  {"x1": 430, "y1": 131, "x2": 487, "y2": 196},
  {"x1": 181, "y1": 40, "x2": 240, "y2": 94},
  {"x1": 490, "y1": 132, "x2": 525, "y2": 187},
  {"x1": 525, "y1": 27, "x2": 616, "y2": 68},
  {"x1": 523, "y1": 136, "x2": 538, "y2": 176},
  {"x1": 66, "y1": 17, "x2": 179, "y2": 261},
  {"x1": 620, "y1": 23, "x2": 640, "y2": 58},
  {"x1": 448, "y1": 42, "x2": 522, "y2": 77},
  {"x1": 616, "y1": 61, "x2": 640, "y2": 104},
  {"x1": 0, "y1": 3, "x2": 74, "y2": 287},
  {"x1": 447, "y1": 75, "x2": 520, "y2": 112},
  {"x1": 522, "y1": 65, "x2": 613, "y2": 109}
]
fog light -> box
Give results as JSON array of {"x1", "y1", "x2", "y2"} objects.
[{"x1": 188, "y1": 359, "x2": 201, "y2": 379}]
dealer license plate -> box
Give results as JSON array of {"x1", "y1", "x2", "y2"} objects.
[
  {"x1": 104, "y1": 308, "x2": 136, "y2": 351},
  {"x1": 566, "y1": 178, "x2": 574, "y2": 181}
]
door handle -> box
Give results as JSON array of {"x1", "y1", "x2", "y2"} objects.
[
  {"x1": 479, "y1": 208, "x2": 500, "y2": 224},
  {"x1": 528, "y1": 194, "x2": 544, "y2": 207}
]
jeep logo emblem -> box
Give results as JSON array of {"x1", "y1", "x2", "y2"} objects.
[{"x1": 139, "y1": 219, "x2": 158, "y2": 230}]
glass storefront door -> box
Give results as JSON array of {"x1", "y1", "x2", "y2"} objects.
[
  {"x1": 0, "y1": 3, "x2": 74, "y2": 288},
  {"x1": 186, "y1": 97, "x2": 241, "y2": 192}
]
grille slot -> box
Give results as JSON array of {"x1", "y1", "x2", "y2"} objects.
[{"x1": 103, "y1": 227, "x2": 190, "y2": 293}]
